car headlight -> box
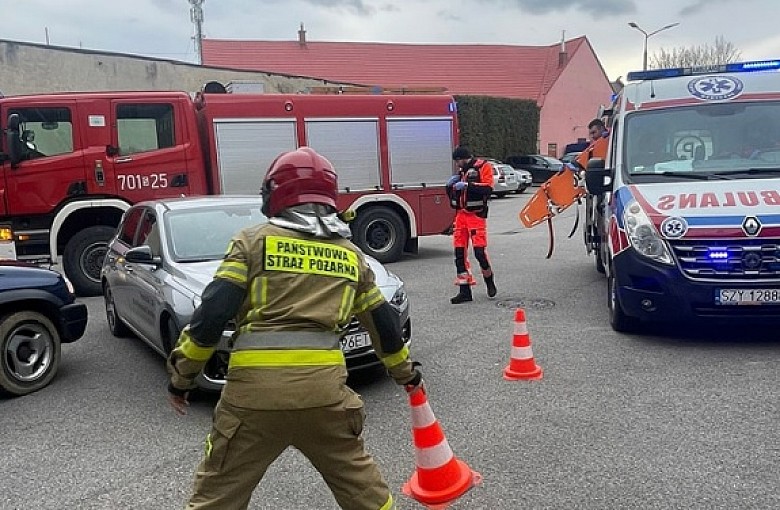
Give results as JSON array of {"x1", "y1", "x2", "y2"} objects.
[
  {"x1": 389, "y1": 284, "x2": 408, "y2": 309},
  {"x1": 623, "y1": 199, "x2": 673, "y2": 265}
]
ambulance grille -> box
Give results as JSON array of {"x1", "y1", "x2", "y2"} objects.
[{"x1": 670, "y1": 240, "x2": 780, "y2": 280}]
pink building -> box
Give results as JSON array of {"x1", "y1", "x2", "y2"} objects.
[{"x1": 201, "y1": 33, "x2": 614, "y2": 158}]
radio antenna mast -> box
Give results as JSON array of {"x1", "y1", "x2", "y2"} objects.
[{"x1": 189, "y1": 0, "x2": 205, "y2": 64}]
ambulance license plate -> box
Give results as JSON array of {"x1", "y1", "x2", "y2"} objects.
[
  {"x1": 717, "y1": 288, "x2": 780, "y2": 305},
  {"x1": 340, "y1": 331, "x2": 371, "y2": 352}
]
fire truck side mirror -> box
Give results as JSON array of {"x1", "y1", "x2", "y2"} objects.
[
  {"x1": 6, "y1": 113, "x2": 23, "y2": 168},
  {"x1": 584, "y1": 158, "x2": 611, "y2": 195}
]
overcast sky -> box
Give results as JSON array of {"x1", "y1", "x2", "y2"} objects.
[{"x1": 3, "y1": 0, "x2": 779, "y2": 82}]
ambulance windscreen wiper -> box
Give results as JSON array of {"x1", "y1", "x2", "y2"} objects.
[
  {"x1": 714, "y1": 168, "x2": 780, "y2": 177},
  {"x1": 658, "y1": 171, "x2": 733, "y2": 180}
]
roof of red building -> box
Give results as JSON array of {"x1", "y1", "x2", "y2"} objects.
[{"x1": 201, "y1": 36, "x2": 595, "y2": 101}]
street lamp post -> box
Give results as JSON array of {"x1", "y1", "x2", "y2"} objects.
[{"x1": 628, "y1": 21, "x2": 680, "y2": 70}]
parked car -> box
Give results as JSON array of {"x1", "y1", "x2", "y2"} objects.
[
  {"x1": 0, "y1": 262, "x2": 88, "y2": 396},
  {"x1": 101, "y1": 196, "x2": 412, "y2": 391},
  {"x1": 560, "y1": 151, "x2": 582, "y2": 165},
  {"x1": 491, "y1": 163, "x2": 519, "y2": 197},
  {"x1": 506, "y1": 154, "x2": 565, "y2": 183},
  {"x1": 511, "y1": 168, "x2": 532, "y2": 193}
]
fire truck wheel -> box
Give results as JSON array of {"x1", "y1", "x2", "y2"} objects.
[
  {"x1": 351, "y1": 206, "x2": 407, "y2": 263},
  {"x1": 608, "y1": 273, "x2": 637, "y2": 333},
  {"x1": 63, "y1": 225, "x2": 116, "y2": 297},
  {"x1": 0, "y1": 311, "x2": 61, "y2": 396}
]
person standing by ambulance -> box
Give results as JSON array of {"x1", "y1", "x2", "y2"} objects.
[
  {"x1": 166, "y1": 147, "x2": 423, "y2": 510},
  {"x1": 446, "y1": 146, "x2": 497, "y2": 304}
]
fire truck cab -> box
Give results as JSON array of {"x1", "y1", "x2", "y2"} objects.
[{"x1": 585, "y1": 59, "x2": 780, "y2": 332}]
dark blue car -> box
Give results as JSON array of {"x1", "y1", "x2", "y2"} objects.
[{"x1": 0, "y1": 262, "x2": 88, "y2": 396}]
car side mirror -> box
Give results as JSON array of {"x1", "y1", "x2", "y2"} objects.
[
  {"x1": 585, "y1": 158, "x2": 611, "y2": 195},
  {"x1": 125, "y1": 245, "x2": 162, "y2": 266}
]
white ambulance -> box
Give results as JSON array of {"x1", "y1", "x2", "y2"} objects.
[{"x1": 585, "y1": 60, "x2": 780, "y2": 332}]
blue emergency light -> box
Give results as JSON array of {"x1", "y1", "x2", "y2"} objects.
[
  {"x1": 707, "y1": 249, "x2": 729, "y2": 260},
  {"x1": 627, "y1": 59, "x2": 780, "y2": 82}
]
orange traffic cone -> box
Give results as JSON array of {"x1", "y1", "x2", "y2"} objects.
[
  {"x1": 403, "y1": 388, "x2": 481, "y2": 507},
  {"x1": 503, "y1": 308, "x2": 543, "y2": 381}
]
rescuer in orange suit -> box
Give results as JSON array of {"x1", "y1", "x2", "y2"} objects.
[{"x1": 446, "y1": 146, "x2": 496, "y2": 304}]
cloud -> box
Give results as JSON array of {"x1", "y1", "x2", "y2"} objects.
[
  {"x1": 678, "y1": 0, "x2": 729, "y2": 16},
  {"x1": 498, "y1": 0, "x2": 637, "y2": 16},
  {"x1": 302, "y1": 0, "x2": 375, "y2": 16}
]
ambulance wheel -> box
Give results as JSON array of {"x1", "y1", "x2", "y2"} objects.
[
  {"x1": 0, "y1": 311, "x2": 61, "y2": 396},
  {"x1": 608, "y1": 273, "x2": 637, "y2": 333},
  {"x1": 351, "y1": 206, "x2": 407, "y2": 263},
  {"x1": 63, "y1": 226, "x2": 116, "y2": 297}
]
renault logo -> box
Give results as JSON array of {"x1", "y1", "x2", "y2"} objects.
[{"x1": 742, "y1": 216, "x2": 761, "y2": 236}]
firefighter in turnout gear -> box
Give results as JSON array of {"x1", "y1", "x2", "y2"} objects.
[
  {"x1": 446, "y1": 146, "x2": 497, "y2": 304},
  {"x1": 166, "y1": 147, "x2": 423, "y2": 510}
]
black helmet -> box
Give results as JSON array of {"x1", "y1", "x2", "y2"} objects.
[{"x1": 452, "y1": 146, "x2": 472, "y2": 160}]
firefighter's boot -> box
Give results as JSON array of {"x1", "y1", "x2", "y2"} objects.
[
  {"x1": 485, "y1": 275, "x2": 497, "y2": 298},
  {"x1": 450, "y1": 284, "x2": 473, "y2": 304}
]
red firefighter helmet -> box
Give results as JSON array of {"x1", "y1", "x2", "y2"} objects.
[{"x1": 261, "y1": 147, "x2": 338, "y2": 217}]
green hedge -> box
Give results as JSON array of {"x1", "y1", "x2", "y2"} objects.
[{"x1": 454, "y1": 95, "x2": 539, "y2": 161}]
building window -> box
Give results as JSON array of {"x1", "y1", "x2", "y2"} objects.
[{"x1": 547, "y1": 143, "x2": 558, "y2": 158}]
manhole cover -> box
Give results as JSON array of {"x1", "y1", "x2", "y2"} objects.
[{"x1": 496, "y1": 297, "x2": 556, "y2": 310}]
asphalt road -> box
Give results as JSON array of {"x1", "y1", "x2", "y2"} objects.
[{"x1": 2, "y1": 191, "x2": 779, "y2": 509}]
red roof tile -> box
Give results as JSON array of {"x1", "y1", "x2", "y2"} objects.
[{"x1": 201, "y1": 37, "x2": 590, "y2": 102}]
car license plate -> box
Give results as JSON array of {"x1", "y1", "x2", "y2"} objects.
[
  {"x1": 340, "y1": 331, "x2": 371, "y2": 352},
  {"x1": 717, "y1": 288, "x2": 780, "y2": 305}
]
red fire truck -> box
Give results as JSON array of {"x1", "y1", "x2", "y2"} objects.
[{"x1": 0, "y1": 89, "x2": 458, "y2": 295}]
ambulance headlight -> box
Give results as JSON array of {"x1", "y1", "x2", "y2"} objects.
[{"x1": 623, "y1": 200, "x2": 673, "y2": 265}]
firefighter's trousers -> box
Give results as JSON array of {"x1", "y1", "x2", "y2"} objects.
[{"x1": 185, "y1": 392, "x2": 394, "y2": 510}]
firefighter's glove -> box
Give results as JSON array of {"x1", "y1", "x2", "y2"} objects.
[
  {"x1": 167, "y1": 382, "x2": 190, "y2": 416},
  {"x1": 453, "y1": 181, "x2": 468, "y2": 191},
  {"x1": 447, "y1": 174, "x2": 460, "y2": 187},
  {"x1": 338, "y1": 209, "x2": 356, "y2": 223},
  {"x1": 404, "y1": 363, "x2": 425, "y2": 395}
]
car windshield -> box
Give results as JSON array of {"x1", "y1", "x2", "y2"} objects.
[
  {"x1": 165, "y1": 203, "x2": 268, "y2": 261},
  {"x1": 623, "y1": 100, "x2": 780, "y2": 184},
  {"x1": 542, "y1": 156, "x2": 563, "y2": 168}
]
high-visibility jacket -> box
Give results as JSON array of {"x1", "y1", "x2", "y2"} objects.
[
  {"x1": 167, "y1": 223, "x2": 417, "y2": 410},
  {"x1": 447, "y1": 158, "x2": 494, "y2": 213}
]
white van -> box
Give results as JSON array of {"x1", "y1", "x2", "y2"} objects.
[{"x1": 585, "y1": 60, "x2": 780, "y2": 331}]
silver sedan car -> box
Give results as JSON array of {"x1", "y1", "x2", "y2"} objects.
[{"x1": 100, "y1": 196, "x2": 411, "y2": 391}]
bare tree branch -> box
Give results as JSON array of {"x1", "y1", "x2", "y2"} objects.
[{"x1": 650, "y1": 36, "x2": 742, "y2": 68}]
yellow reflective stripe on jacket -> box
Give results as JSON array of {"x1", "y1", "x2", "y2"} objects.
[
  {"x1": 215, "y1": 260, "x2": 248, "y2": 285},
  {"x1": 380, "y1": 345, "x2": 410, "y2": 369},
  {"x1": 352, "y1": 286, "x2": 384, "y2": 314},
  {"x1": 264, "y1": 235, "x2": 359, "y2": 282},
  {"x1": 229, "y1": 349, "x2": 345, "y2": 368},
  {"x1": 337, "y1": 286, "x2": 355, "y2": 326},
  {"x1": 177, "y1": 328, "x2": 216, "y2": 362},
  {"x1": 379, "y1": 494, "x2": 394, "y2": 510}
]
